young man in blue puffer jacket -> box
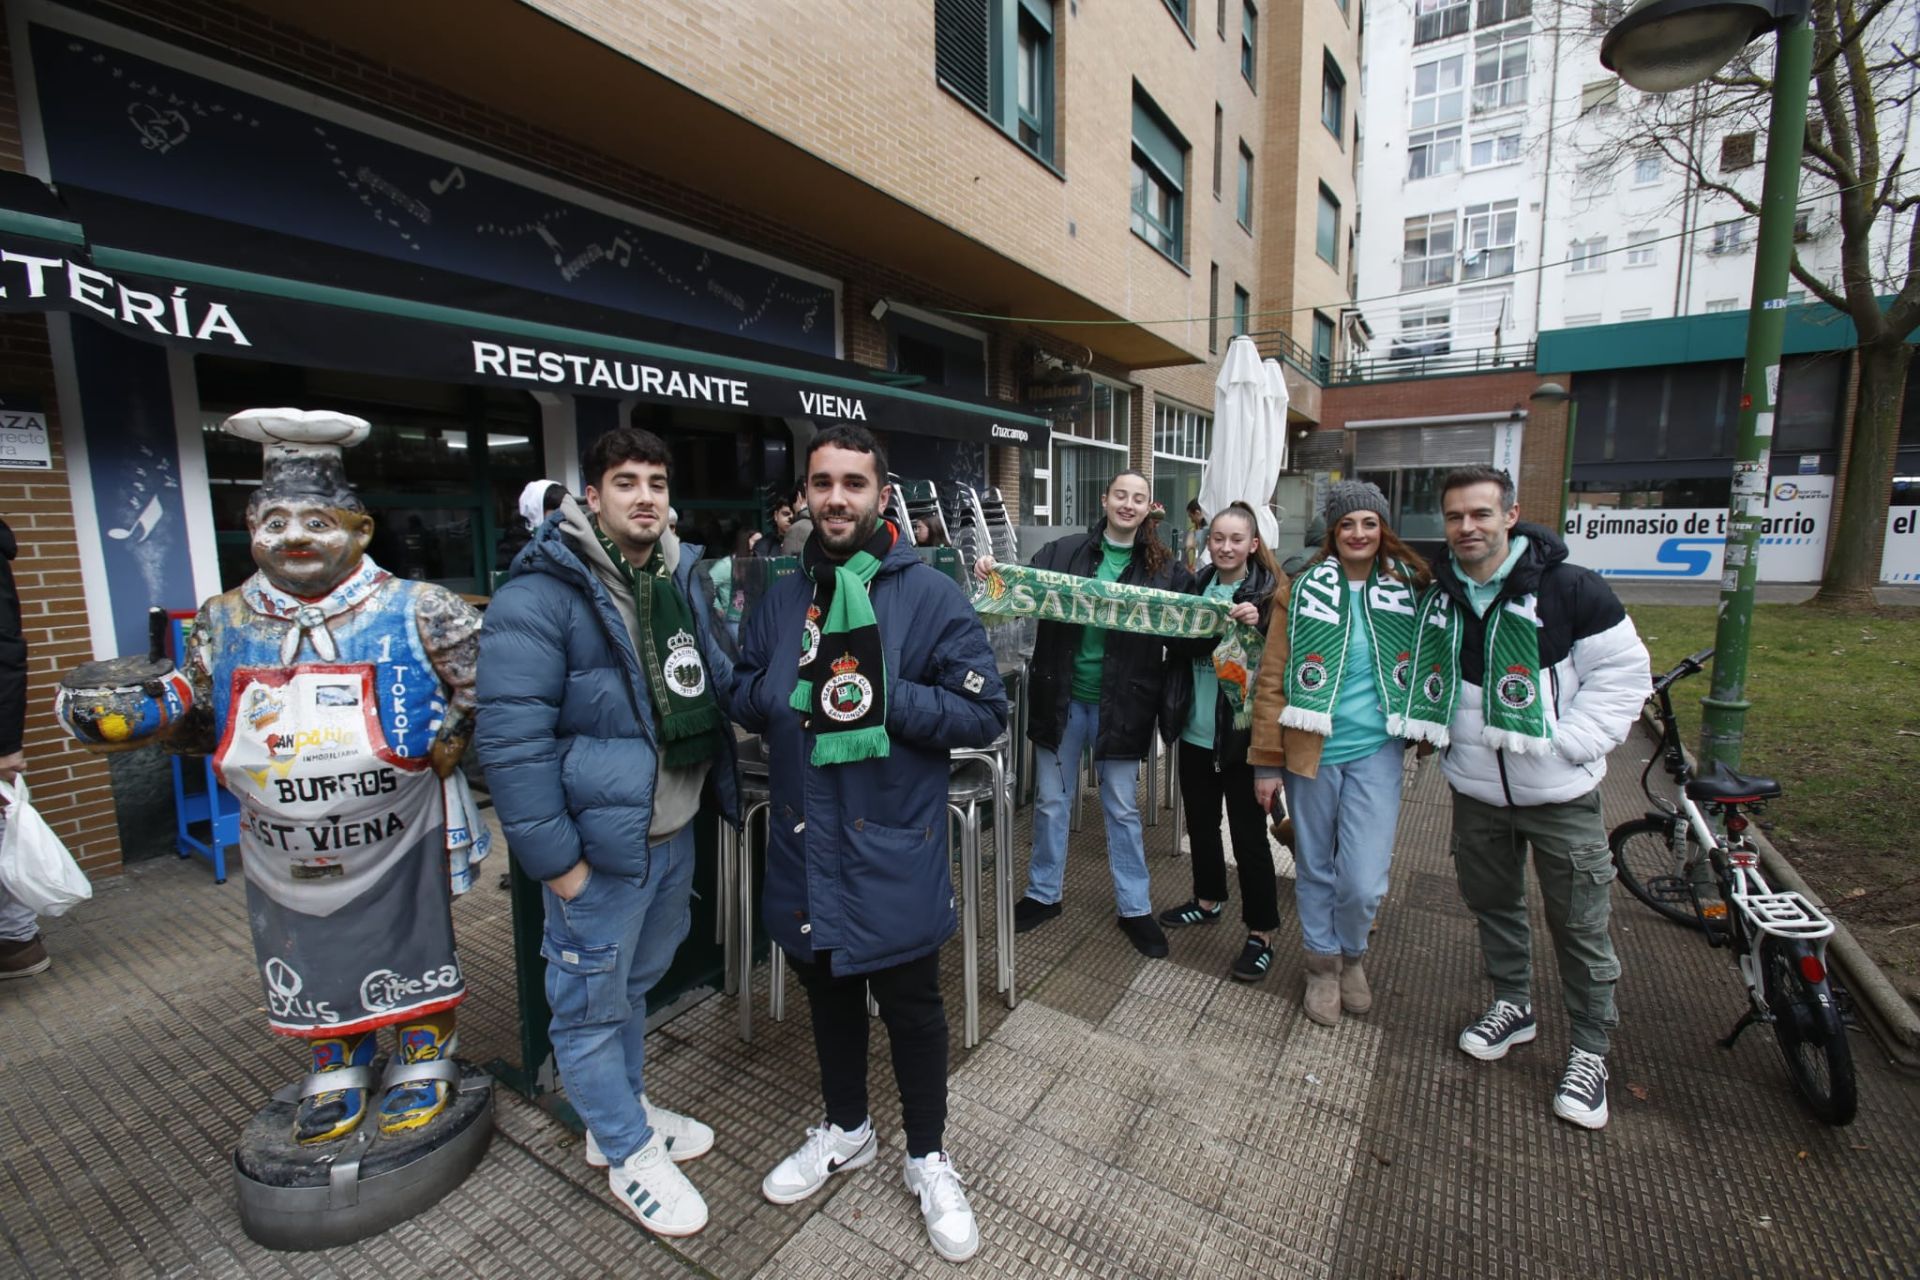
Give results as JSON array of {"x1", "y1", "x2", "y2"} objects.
[
  {"x1": 477, "y1": 427, "x2": 739, "y2": 1238},
  {"x1": 729, "y1": 423, "x2": 1006, "y2": 1264}
]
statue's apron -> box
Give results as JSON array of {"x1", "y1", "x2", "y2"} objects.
[{"x1": 212, "y1": 573, "x2": 464, "y2": 1038}]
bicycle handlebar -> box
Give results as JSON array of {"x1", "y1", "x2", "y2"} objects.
[{"x1": 1651, "y1": 646, "x2": 1716, "y2": 697}]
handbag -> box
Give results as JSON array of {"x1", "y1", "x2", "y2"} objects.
[{"x1": 0, "y1": 775, "x2": 93, "y2": 917}]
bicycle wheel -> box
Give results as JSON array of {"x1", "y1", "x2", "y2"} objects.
[
  {"x1": 1609, "y1": 817, "x2": 1716, "y2": 928},
  {"x1": 1762, "y1": 937, "x2": 1858, "y2": 1126}
]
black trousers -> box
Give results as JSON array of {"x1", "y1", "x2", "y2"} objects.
[
  {"x1": 786, "y1": 949, "x2": 948, "y2": 1158},
  {"x1": 1179, "y1": 739, "x2": 1281, "y2": 931}
]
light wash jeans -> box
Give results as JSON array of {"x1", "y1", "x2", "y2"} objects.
[
  {"x1": 0, "y1": 814, "x2": 35, "y2": 942},
  {"x1": 1284, "y1": 740, "x2": 1405, "y2": 958},
  {"x1": 540, "y1": 824, "x2": 696, "y2": 1166},
  {"x1": 1026, "y1": 701, "x2": 1151, "y2": 918}
]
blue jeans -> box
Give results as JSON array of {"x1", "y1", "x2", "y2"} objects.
[
  {"x1": 1285, "y1": 741, "x2": 1405, "y2": 958},
  {"x1": 1027, "y1": 700, "x2": 1151, "y2": 918},
  {"x1": 541, "y1": 824, "x2": 696, "y2": 1165}
]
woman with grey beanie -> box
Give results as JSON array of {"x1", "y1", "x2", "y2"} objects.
[{"x1": 1245, "y1": 481, "x2": 1430, "y2": 1026}]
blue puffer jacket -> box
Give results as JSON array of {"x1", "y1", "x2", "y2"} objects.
[
  {"x1": 728, "y1": 533, "x2": 1007, "y2": 976},
  {"x1": 475, "y1": 512, "x2": 740, "y2": 883}
]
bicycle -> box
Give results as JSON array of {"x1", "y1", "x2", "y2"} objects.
[{"x1": 1608, "y1": 647, "x2": 1858, "y2": 1126}]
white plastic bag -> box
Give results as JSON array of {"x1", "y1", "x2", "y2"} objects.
[{"x1": 0, "y1": 776, "x2": 92, "y2": 917}]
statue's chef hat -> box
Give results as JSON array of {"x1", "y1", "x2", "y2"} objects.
[{"x1": 222, "y1": 408, "x2": 371, "y2": 512}]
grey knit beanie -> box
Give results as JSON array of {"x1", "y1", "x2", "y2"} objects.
[{"x1": 1322, "y1": 480, "x2": 1391, "y2": 527}]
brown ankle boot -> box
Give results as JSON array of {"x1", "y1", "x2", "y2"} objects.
[
  {"x1": 1303, "y1": 953, "x2": 1342, "y2": 1026},
  {"x1": 1340, "y1": 957, "x2": 1372, "y2": 1014}
]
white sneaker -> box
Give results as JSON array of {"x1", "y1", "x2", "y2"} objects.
[
  {"x1": 608, "y1": 1133, "x2": 708, "y2": 1237},
  {"x1": 761, "y1": 1119, "x2": 877, "y2": 1205},
  {"x1": 585, "y1": 1094, "x2": 715, "y2": 1167},
  {"x1": 904, "y1": 1151, "x2": 980, "y2": 1263}
]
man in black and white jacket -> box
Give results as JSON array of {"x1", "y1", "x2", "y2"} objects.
[{"x1": 1434, "y1": 467, "x2": 1650, "y2": 1131}]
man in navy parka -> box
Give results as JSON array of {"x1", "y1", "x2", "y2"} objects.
[{"x1": 729, "y1": 423, "x2": 1005, "y2": 1264}]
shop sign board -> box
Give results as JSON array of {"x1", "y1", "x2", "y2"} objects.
[
  {"x1": 0, "y1": 396, "x2": 52, "y2": 471},
  {"x1": 1562, "y1": 477, "x2": 1833, "y2": 582},
  {"x1": 1882, "y1": 507, "x2": 1920, "y2": 584}
]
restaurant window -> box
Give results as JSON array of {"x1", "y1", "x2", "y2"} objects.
[
  {"x1": 1152, "y1": 399, "x2": 1214, "y2": 543},
  {"x1": 197, "y1": 359, "x2": 543, "y2": 596},
  {"x1": 1052, "y1": 379, "x2": 1132, "y2": 528}
]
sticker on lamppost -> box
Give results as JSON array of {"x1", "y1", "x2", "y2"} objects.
[
  {"x1": 1732, "y1": 460, "x2": 1769, "y2": 498},
  {"x1": 0, "y1": 400, "x2": 51, "y2": 471}
]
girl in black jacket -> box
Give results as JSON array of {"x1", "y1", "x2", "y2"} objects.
[{"x1": 1156, "y1": 502, "x2": 1285, "y2": 980}]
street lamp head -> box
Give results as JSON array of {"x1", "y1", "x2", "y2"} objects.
[
  {"x1": 1600, "y1": 0, "x2": 1804, "y2": 94},
  {"x1": 1530, "y1": 380, "x2": 1571, "y2": 405}
]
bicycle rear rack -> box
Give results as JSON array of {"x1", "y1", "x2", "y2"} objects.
[{"x1": 1732, "y1": 889, "x2": 1836, "y2": 941}]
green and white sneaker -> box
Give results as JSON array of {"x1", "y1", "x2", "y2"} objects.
[
  {"x1": 609, "y1": 1132, "x2": 708, "y2": 1237},
  {"x1": 585, "y1": 1094, "x2": 715, "y2": 1167}
]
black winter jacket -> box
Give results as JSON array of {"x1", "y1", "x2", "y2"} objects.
[
  {"x1": 0, "y1": 520, "x2": 22, "y2": 756},
  {"x1": 1026, "y1": 525, "x2": 1193, "y2": 760},
  {"x1": 1160, "y1": 559, "x2": 1280, "y2": 765}
]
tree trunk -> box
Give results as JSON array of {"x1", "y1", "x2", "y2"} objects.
[{"x1": 1813, "y1": 339, "x2": 1911, "y2": 609}]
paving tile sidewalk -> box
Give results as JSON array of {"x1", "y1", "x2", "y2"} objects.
[{"x1": 3, "y1": 729, "x2": 1917, "y2": 1278}]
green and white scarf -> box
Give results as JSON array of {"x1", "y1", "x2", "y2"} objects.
[
  {"x1": 790, "y1": 522, "x2": 893, "y2": 766},
  {"x1": 973, "y1": 563, "x2": 1241, "y2": 641},
  {"x1": 1401, "y1": 587, "x2": 1550, "y2": 753},
  {"x1": 593, "y1": 521, "x2": 726, "y2": 770},
  {"x1": 1277, "y1": 557, "x2": 1421, "y2": 738}
]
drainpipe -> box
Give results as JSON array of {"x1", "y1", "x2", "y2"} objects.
[{"x1": 1530, "y1": 16, "x2": 1565, "y2": 339}]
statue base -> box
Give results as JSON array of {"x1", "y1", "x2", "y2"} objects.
[{"x1": 232, "y1": 1059, "x2": 493, "y2": 1251}]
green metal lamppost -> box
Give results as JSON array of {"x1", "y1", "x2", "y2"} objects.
[{"x1": 1602, "y1": 0, "x2": 1813, "y2": 770}]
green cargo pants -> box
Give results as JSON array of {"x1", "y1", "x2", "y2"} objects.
[{"x1": 1451, "y1": 789, "x2": 1621, "y2": 1056}]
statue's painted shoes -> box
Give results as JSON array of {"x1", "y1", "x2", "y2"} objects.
[
  {"x1": 378, "y1": 1024, "x2": 457, "y2": 1135},
  {"x1": 294, "y1": 1034, "x2": 377, "y2": 1145}
]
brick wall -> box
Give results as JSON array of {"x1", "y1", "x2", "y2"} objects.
[
  {"x1": 0, "y1": 318, "x2": 126, "y2": 877},
  {"x1": 1319, "y1": 369, "x2": 1571, "y2": 521}
]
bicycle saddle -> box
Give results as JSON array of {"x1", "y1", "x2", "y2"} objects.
[{"x1": 1684, "y1": 760, "x2": 1782, "y2": 805}]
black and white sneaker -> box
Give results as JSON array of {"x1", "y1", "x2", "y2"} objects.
[
  {"x1": 1230, "y1": 935, "x2": 1274, "y2": 982},
  {"x1": 761, "y1": 1119, "x2": 878, "y2": 1204},
  {"x1": 1553, "y1": 1047, "x2": 1610, "y2": 1130},
  {"x1": 1158, "y1": 899, "x2": 1224, "y2": 928},
  {"x1": 1457, "y1": 1000, "x2": 1537, "y2": 1060}
]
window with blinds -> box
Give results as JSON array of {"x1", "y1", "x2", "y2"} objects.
[
  {"x1": 1353, "y1": 423, "x2": 1496, "y2": 470},
  {"x1": 936, "y1": 0, "x2": 993, "y2": 113}
]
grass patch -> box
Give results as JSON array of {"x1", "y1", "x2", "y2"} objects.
[{"x1": 1624, "y1": 603, "x2": 1920, "y2": 880}]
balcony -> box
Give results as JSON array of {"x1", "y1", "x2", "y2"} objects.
[{"x1": 1330, "y1": 340, "x2": 1537, "y2": 384}]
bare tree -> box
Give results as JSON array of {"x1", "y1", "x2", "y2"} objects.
[{"x1": 1582, "y1": 0, "x2": 1917, "y2": 607}]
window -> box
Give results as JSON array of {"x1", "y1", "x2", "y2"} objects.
[
  {"x1": 1590, "y1": 0, "x2": 1624, "y2": 30},
  {"x1": 1412, "y1": 55, "x2": 1466, "y2": 129},
  {"x1": 1470, "y1": 129, "x2": 1521, "y2": 167},
  {"x1": 1394, "y1": 304, "x2": 1452, "y2": 358},
  {"x1": 1311, "y1": 312, "x2": 1336, "y2": 377},
  {"x1": 1415, "y1": 0, "x2": 1470, "y2": 44},
  {"x1": 1163, "y1": 0, "x2": 1191, "y2": 31},
  {"x1": 1626, "y1": 229, "x2": 1659, "y2": 266},
  {"x1": 1131, "y1": 86, "x2": 1188, "y2": 263},
  {"x1": 1477, "y1": 0, "x2": 1531, "y2": 23},
  {"x1": 1316, "y1": 185, "x2": 1341, "y2": 266},
  {"x1": 1721, "y1": 131, "x2": 1756, "y2": 172},
  {"x1": 1212, "y1": 103, "x2": 1224, "y2": 196},
  {"x1": 1564, "y1": 312, "x2": 1602, "y2": 326},
  {"x1": 1402, "y1": 212, "x2": 1457, "y2": 289},
  {"x1": 1472, "y1": 26, "x2": 1529, "y2": 112},
  {"x1": 1052, "y1": 379, "x2": 1131, "y2": 528},
  {"x1": 1322, "y1": 53, "x2": 1347, "y2": 142},
  {"x1": 1576, "y1": 156, "x2": 1612, "y2": 188},
  {"x1": 1208, "y1": 264, "x2": 1221, "y2": 352},
  {"x1": 1409, "y1": 126, "x2": 1464, "y2": 179},
  {"x1": 1233, "y1": 285, "x2": 1250, "y2": 336},
  {"x1": 1633, "y1": 153, "x2": 1661, "y2": 184},
  {"x1": 1236, "y1": 142, "x2": 1254, "y2": 229},
  {"x1": 1709, "y1": 219, "x2": 1747, "y2": 255},
  {"x1": 936, "y1": 0, "x2": 1058, "y2": 164},
  {"x1": 1704, "y1": 298, "x2": 1740, "y2": 313},
  {"x1": 1456, "y1": 285, "x2": 1511, "y2": 342},
  {"x1": 1241, "y1": 2, "x2": 1259, "y2": 87},
  {"x1": 1793, "y1": 208, "x2": 1814, "y2": 241},
  {"x1": 1580, "y1": 79, "x2": 1619, "y2": 116},
  {"x1": 1568, "y1": 236, "x2": 1608, "y2": 273},
  {"x1": 1152, "y1": 400, "x2": 1213, "y2": 549},
  {"x1": 1620, "y1": 308, "x2": 1652, "y2": 321},
  {"x1": 1462, "y1": 199, "x2": 1517, "y2": 278}
]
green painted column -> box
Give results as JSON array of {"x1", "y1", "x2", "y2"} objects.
[{"x1": 1699, "y1": 17, "x2": 1815, "y2": 770}]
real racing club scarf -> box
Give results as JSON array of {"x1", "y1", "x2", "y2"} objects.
[
  {"x1": 790, "y1": 521, "x2": 895, "y2": 766},
  {"x1": 1401, "y1": 585, "x2": 1549, "y2": 753},
  {"x1": 1277, "y1": 557, "x2": 1421, "y2": 738},
  {"x1": 593, "y1": 520, "x2": 726, "y2": 769}
]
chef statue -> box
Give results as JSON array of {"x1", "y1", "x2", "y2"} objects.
[{"x1": 59, "y1": 408, "x2": 489, "y2": 1148}]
